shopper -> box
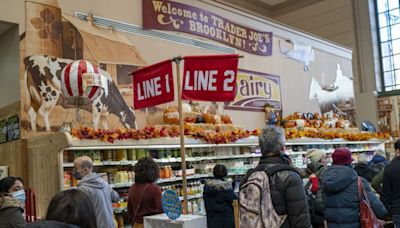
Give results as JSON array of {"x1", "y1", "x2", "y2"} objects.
[
  {"x1": 128, "y1": 157, "x2": 163, "y2": 228},
  {"x1": 322, "y1": 148, "x2": 387, "y2": 227},
  {"x1": 0, "y1": 176, "x2": 26, "y2": 228},
  {"x1": 73, "y1": 156, "x2": 119, "y2": 228},
  {"x1": 305, "y1": 149, "x2": 327, "y2": 228},
  {"x1": 203, "y1": 164, "x2": 236, "y2": 228},
  {"x1": 239, "y1": 126, "x2": 311, "y2": 228},
  {"x1": 354, "y1": 153, "x2": 376, "y2": 182},
  {"x1": 25, "y1": 189, "x2": 96, "y2": 228},
  {"x1": 369, "y1": 149, "x2": 388, "y2": 173},
  {"x1": 381, "y1": 139, "x2": 400, "y2": 227}
]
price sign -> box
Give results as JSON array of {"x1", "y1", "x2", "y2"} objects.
[{"x1": 162, "y1": 190, "x2": 181, "y2": 220}]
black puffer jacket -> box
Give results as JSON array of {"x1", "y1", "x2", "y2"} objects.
[
  {"x1": 242, "y1": 156, "x2": 311, "y2": 228},
  {"x1": 203, "y1": 179, "x2": 236, "y2": 228}
]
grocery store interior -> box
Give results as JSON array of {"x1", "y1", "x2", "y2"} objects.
[{"x1": 0, "y1": 0, "x2": 399, "y2": 227}]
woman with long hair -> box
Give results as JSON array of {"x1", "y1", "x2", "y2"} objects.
[{"x1": 128, "y1": 157, "x2": 163, "y2": 228}]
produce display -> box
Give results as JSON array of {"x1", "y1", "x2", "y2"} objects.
[
  {"x1": 70, "y1": 108, "x2": 390, "y2": 145},
  {"x1": 280, "y1": 111, "x2": 391, "y2": 141}
]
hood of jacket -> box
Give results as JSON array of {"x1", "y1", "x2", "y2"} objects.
[
  {"x1": 204, "y1": 179, "x2": 233, "y2": 197},
  {"x1": 78, "y1": 172, "x2": 107, "y2": 189},
  {"x1": 25, "y1": 220, "x2": 80, "y2": 228},
  {"x1": 369, "y1": 155, "x2": 387, "y2": 165},
  {"x1": 0, "y1": 195, "x2": 24, "y2": 210},
  {"x1": 322, "y1": 165, "x2": 357, "y2": 194}
]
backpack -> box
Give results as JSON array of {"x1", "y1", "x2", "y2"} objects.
[{"x1": 239, "y1": 164, "x2": 298, "y2": 228}]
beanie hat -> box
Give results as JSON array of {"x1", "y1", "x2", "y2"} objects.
[
  {"x1": 332, "y1": 147, "x2": 353, "y2": 165},
  {"x1": 306, "y1": 149, "x2": 326, "y2": 164}
]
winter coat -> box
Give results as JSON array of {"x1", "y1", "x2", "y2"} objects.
[
  {"x1": 371, "y1": 170, "x2": 384, "y2": 194},
  {"x1": 305, "y1": 163, "x2": 326, "y2": 227},
  {"x1": 0, "y1": 195, "x2": 25, "y2": 228},
  {"x1": 322, "y1": 165, "x2": 387, "y2": 228},
  {"x1": 381, "y1": 156, "x2": 400, "y2": 215},
  {"x1": 241, "y1": 155, "x2": 311, "y2": 228},
  {"x1": 25, "y1": 221, "x2": 80, "y2": 228},
  {"x1": 369, "y1": 155, "x2": 387, "y2": 173},
  {"x1": 78, "y1": 173, "x2": 119, "y2": 228},
  {"x1": 354, "y1": 163, "x2": 377, "y2": 182},
  {"x1": 203, "y1": 178, "x2": 236, "y2": 228}
]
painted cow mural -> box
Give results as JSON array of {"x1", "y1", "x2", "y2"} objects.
[{"x1": 24, "y1": 55, "x2": 137, "y2": 132}]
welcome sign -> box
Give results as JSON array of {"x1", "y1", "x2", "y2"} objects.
[
  {"x1": 143, "y1": 0, "x2": 273, "y2": 56},
  {"x1": 225, "y1": 69, "x2": 282, "y2": 112}
]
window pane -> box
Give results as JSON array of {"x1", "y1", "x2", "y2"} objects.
[
  {"x1": 378, "y1": 0, "x2": 389, "y2": 13},
  {"x1": 379, "y1": 12, "x2": 389, "y2": 28},
  {"x1": 386, "y1": 86, "x2": 395, "y2": 91},
  {"x1": 394, "y1": 54, "x2": 400, "y2": 69},
  {"x1": 389, "y1": 9, "x2": 400, "y2": 25},
  {"x1": 383, "y1": 56, "x2": 395, "y2": 71},
  {"x1": 388, "y1": 0, "x2": 399, "y2": 10},
  {"x1": 380, "y1": 27, "x2": 390, "y2": 41},
  {"x1": 393, "y1": 39, "x2": 400, "y2": 54},
  {"x1": 381, "y1": 41, "x2": 393, "y2": 56},
  {"x1": 396, "y1": 69, "x2": 400, "y2": 85},
  {"x1": 391, "y1": 23, "x2": 400, "y2": 39},
  {"x1": 384, "y1": 71, "x2": 395, "y2": 87}
]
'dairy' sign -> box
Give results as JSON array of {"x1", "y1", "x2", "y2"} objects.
[
  {"x1": 143, "y1": 0, "x2": 273, "y2": 56},
  {"x1": 132, "y1": 60, "x2": 174, "y2": 109},
  {"x1": 225, "y1": 69, "x2": 282, "y2": 112},
  {"x1": 182, "y1": 54, "x2": 239, "y2": 102}
]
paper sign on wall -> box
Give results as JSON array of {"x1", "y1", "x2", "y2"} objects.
[
  {"x1": 182, "y1": 54, "x2": 239, "y2": 101},
  {"x1": 132, "y1": 60, "x2": 174, "y2": 109}
]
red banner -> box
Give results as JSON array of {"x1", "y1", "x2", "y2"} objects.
[
  {"x1": 132, "y1": 60, "x2": 174, "y2": 109},
  {"x1": 182, "y1": 54, "x2": 239, "y2": 101}
]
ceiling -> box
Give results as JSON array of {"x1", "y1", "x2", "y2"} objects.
[
  {"x1": 214, "y1": 0, "x2": 323, "y2": 18},
  {"x1": 257, "y1": 0, "x2": 288, "y2": 6},
  {"x1": 0, "y1": 21, "x2": 13, "y2": 36}
]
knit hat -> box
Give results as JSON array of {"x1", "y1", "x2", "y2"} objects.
[
  {"x1": 306, "y1": 149, "x2": 326, "y2": 164},
  {"x1": 332, "y1": 147, "x2": 353, "y2": 165},
  {"x1": 373, "y1": 149, "x2": 386, "y2": 158}
]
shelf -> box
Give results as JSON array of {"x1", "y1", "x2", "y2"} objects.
[
  {"x1": 154, "y1": 154, "x2": 261, "y2": 163},
  {"x1": 286, "y1": 147, "x2": 380, "y2": 155},
  {"x1": 179, "y1": 193, "x2": 203, "y2": 201},
  {"x1": 63, "y1": 133, "x2": 386, "y2": 150},
  {"x1": 63, "y1": 160, "x2": 136, "y2": 167},
  {"x1": 109, "y1": 172, "x2": 248, "y2": 188}
]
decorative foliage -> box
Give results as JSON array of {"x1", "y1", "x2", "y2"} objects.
[{"x1": 30, "y1": 8, "x2": 63, "y2": 42}]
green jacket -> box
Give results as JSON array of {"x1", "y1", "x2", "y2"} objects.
[{"x1": 371, "y1": 170, "x2": 384, "y2": 194}]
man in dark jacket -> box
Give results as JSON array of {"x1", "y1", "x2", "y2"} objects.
[
  {"x1": 381, "y1": 139, "x2": 400, "y2": 227},
  {"x1": 322, "y1": 148, "x2": 387, "y2": 228},
  {"x1": 73, "y1": 156, "x2": 120, "y2": 228},
  {"x1": 241, "y1": 126, "x2": 311, "y2": 228}
]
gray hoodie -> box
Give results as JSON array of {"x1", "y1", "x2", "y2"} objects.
[{"x1": 78, "y1": 173, "x2": 119, "y2": 228}]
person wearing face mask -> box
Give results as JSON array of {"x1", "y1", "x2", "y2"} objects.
[
  {"x1": 73, "y1": 156, "x2": 119, "y2": 228},
  {"x1": 0, "y1": 176, "x2": 26, "y2": 228}
]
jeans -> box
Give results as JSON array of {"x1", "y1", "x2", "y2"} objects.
[{"x1": 393, "y1": 214, "x2": 400, "y2": 228}]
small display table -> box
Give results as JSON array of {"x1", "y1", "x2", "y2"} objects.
[{"x1": 144, "y1": 214, "x2": 207, "y2": 228}]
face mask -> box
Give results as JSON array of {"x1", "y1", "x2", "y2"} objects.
[
  {"x1": 12, "y1": 190, "x2": 26, "y2": 203},
  {"x1": 72, "y1": 169, "x2": 82, "y2": 180}
]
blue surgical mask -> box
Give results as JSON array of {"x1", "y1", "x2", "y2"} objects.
[{"x1": 12, "y1": 190, "x2": 26, "y2": 203}]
